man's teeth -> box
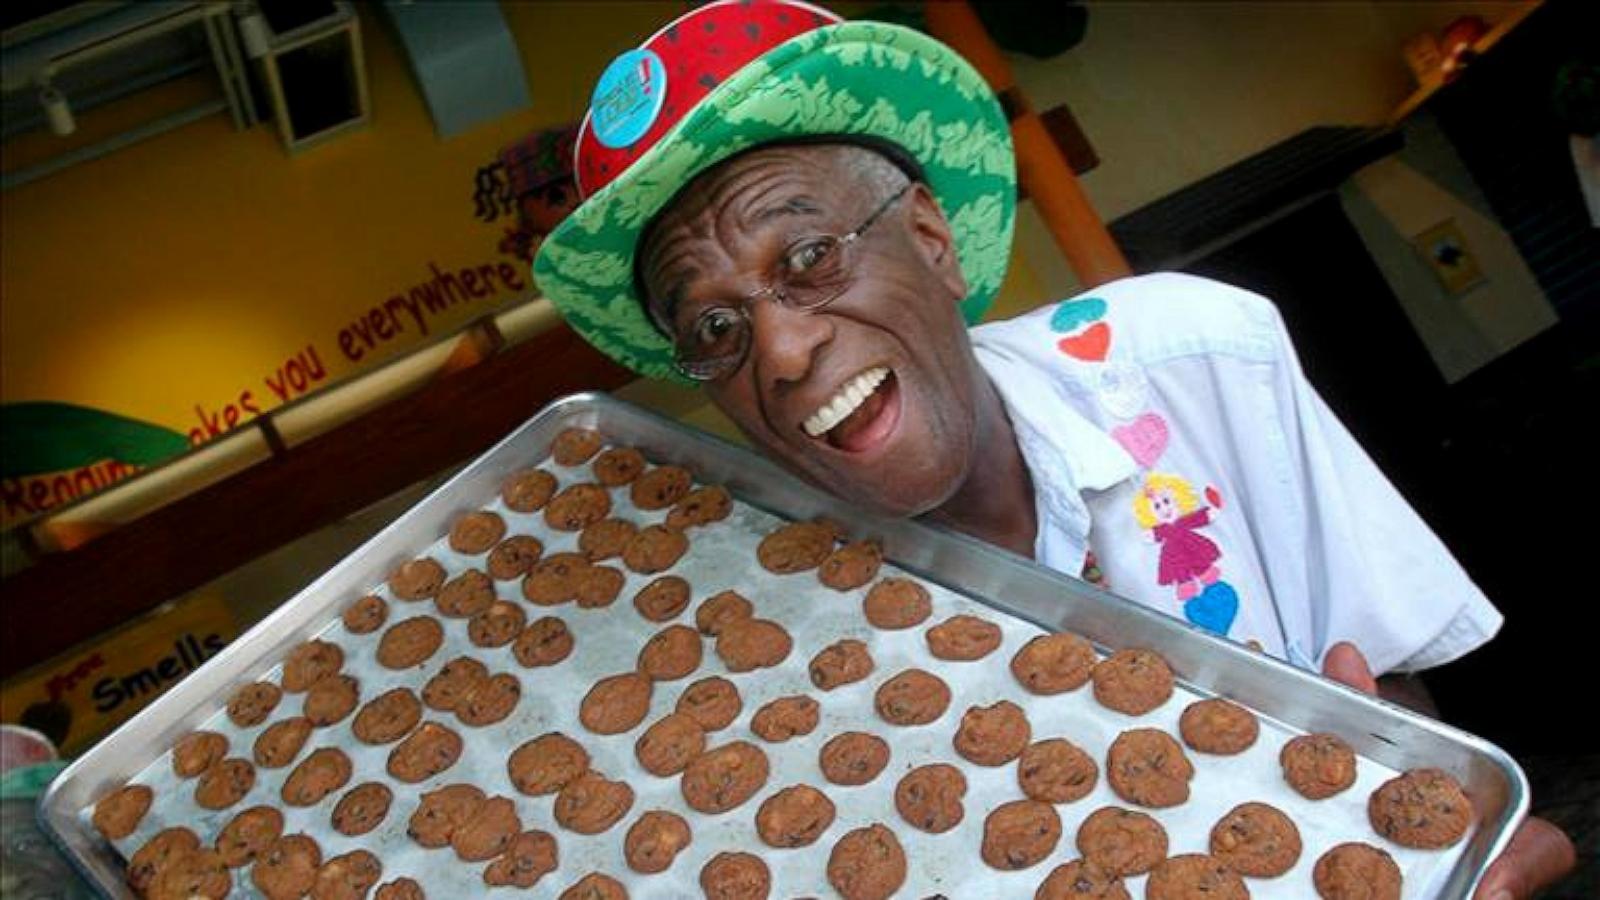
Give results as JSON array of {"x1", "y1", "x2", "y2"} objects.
[{"x1": 803, "y1": 367, "x2": 889, "y2": 438}]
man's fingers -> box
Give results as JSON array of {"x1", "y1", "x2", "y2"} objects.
[
  {"x1": 1321, "y1": 641, "x2": 1378, "y2": 695},
  {"x1": 1474, "y1": 816, "x2": 1577, "y2": 899}
]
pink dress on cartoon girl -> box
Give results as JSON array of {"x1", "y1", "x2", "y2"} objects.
[{"x1": 1153, "y1": 508, "x2": 1222, "y2": 586}]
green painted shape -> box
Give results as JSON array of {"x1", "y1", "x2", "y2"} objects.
[{"x1": 0, "y1": 402, "x2": 190, "y2": 478}]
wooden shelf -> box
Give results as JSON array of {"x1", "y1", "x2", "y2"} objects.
[{"x1": 1388, "y1": 2, "x2": 1542, "y2": 125}]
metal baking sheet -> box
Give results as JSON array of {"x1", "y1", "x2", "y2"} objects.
[{"x1": 41, "y1": 391, "x2": 1526, "y2": 898}]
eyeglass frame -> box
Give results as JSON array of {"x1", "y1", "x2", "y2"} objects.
[{"x1": 655, "y1": 180, "x2": 915, "y2": 382}]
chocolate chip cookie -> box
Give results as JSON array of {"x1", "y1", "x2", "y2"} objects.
[
  {"x1": 408, "y1": 783, "x2": 484, "y2": 848},
  {"x1": 469, "y1": 600, "x2": 526, "y2": 647},
  {"x1": 545, "y1": 483, "x2": 612, "y2": 532},
  {"x1": 281, "y1": 747, "x2": 349, "y2": 807},
  {"x1": 982, "y1": 799, "x2": 1062, "y2": 870},
  {"x1": 310, "y1": 849, "x2": 381, "y2": 900},
  {"x1": 435, "y1": 568, "x2": 495, "y2": 618},
  {"x1": 282, "y1": 640, "x2": 343, "y2": 692},
  {"x1": 1209, "y1": 801, "x2": 1302, "y2": 877},
  {"x1": 575, "y1": 564, "x2": 626, "y2": 608},
  {"x1": 426, "y1": 655, "x2": 493, "y2": 711},
  {"x1": 1178, "y1": 698, "x2": 1259, "y2": 755},
  {"x1": 926, "y1": 614, "x2": 1003, "y2": 661},
  {"x1": 302, "y1": 673, "x2": 359, "y2": 726},
  {"x1": 579, "y1": 517, "x2": 638, "y2": 561},
  {"x1": 954, "y1": 700, "x2": 1032, "y2": 766},
  {"x1": 1091, "y1": 648, "x2": 1175, "y2": 715},
  {"x1": 1145, "y1": 854, "x2": 1247, "y2": 900},
  {"x1": 376, "y1": 616, "x2": 444, "y2": 669},
  {"x1": 1075, "y1": 806, "x2": 1169, "y2": 877},
  {"x1": 715, "y1": 617, "x2": 792, "y2": 672},
  {"x1": 676, "y1": 676, "x2": 742, "y2": 731},
  {"x1": 1313, "y1": 842, "x2": 1403, "y2": 900},
  {"x1": 449, "y1": 509, "x2": 505, "y2": 554},
  {"x1": 554, "y1": 770, "x2": 634, "y2": 835},
  {"x1": 1018, "y1": 738, "x2": 1099, "y2": 803},
  {"x1": 147, "y1": 848, "x2": 231, "y2": 899},
  {"x1": 757, "y1": 784, "x2": 836, "y2": 848},
  {"x1": 387, "y1": 557, "x2": 445, "y2": 601},
  {"x1": 501, "y1": 468, "x2": 557, "y2": 513},
  {"x1": 750, "y1": 694, "x2": 820, "y2": 742},
  {"x1": 1107, "y1": 728, "x2": 1194, "y2": 808},
  {"x1": 251, "y1": 833, "x2": 321, "y2": 900},
  {"x1": 622, "y1": 524, "x2": 689, "y2": 574},
  {"x1": 894, "y1": 763, "x2": 967, "y2": 833},
  {"x1": 128, "y1": 827, "x2": 198, "y2": 893},
  {"x1": 818, "y1": 539, "x2": 883, "y2": 591},
  {"x1": 862, "y1": 578, "x2": 932, "y2": 629},
  {"x1": 458, "y1": 672, "x2": 522, "y2": 727},
  {"x1": 352, "y1": 687, "x2": 421, "y2": 745},
  {"x1": 701, "y1": 852, "x2": 770, "y2": 900},
  {"x1": 633, "y1": 574, "x2": 691, "y2": 622},
  {"x1": 636, "y1": 712, "x2": 706, "y2": 776},
  {"x1": 484, "y1": 829, "x2": 558, "y2": 888},
  {"x1": 173, "y1": 730, "x2": 228, "y2": 778},
  {"x1": 1034, "y1": 859, "x2": 1131, "y2": 900},
  {"x1": 487, "y1": 534, "x2": 544, "y2": 580},
  {"x1": 1011, "y1": 632, "x2": 1097, "y2": 695},
  {"x1": 631, "y1": 464, "x2": 693, "y2": 510},
  {"x1": 874, "y1": 668, "x2": 951, "y2": 726},
  {"x1": 522, "y1": 551, "x2": 588, "y2": 605},
  {"x1": 513, "y1": 615, "x2": 575, "y2": 668},
  {"x1": 696, "y1": 589, "x2": 753, "y2": 635},
  {"x1": 195, "y1": 758, "x2": 256, "y2": 810},
  {"x1": 253, "y1": 716, "x2": 312, "y2": 768},
  {"x1": 592, "y1": 446, "x2": 646, "y2": 486},
  {"x1": 386, "y1": 721, "x2": 463, "y2": 783},
  {"x1": 342, "y1": 594, "x2": 388, "y2": 634},
  {"x1": 552, "y1": 427, "x2": 603, "y2": 466},
  {"x1": 681, "y1": 741, "x2": 769, "y2": 814},
  {"x1": 580, "y1": 672, "x2": 653, "y2": 734},
  {"x1": 638, "y1": 624, "x2": 703, "y2": 681},
  {"x1": 93, "y1": 783, "x2": 152, "y2": 839},
  {"x1": 216, "y1": 805, "x2": 284, "y2": 867},
  {"x1": 227, "y1": 681, "x2": 283, "y2": 728},
  {"x1": 809, "y1": 638, "x2": 875, "y2": 690},
  {"x1": 757, "y1": 520, "x2": 837, "y2": 574},
  {"x1": 508, "y1": 732, "x2": 590, "y2": 796},
  {"x1": 1280, "y1": 732, "x2": 1357, "y2": 800},
  {"x1": 1367, "y1": 767, "x2": 1472, "y2": 849},
  {"x1": 452, "y1": 795, "x2": 521, "y2": 862},
  {"x1": 624, "y1": 809, "x2": 692, "y2": 873},
  {"x1": 375, "y1": 878, "x2": 425, "y2": 900},
  {"x1": 332, "y1": 782, "x2": 393, "y2": 837},
  {"x1": 666, "y1": 485, "x2": 732, "y2": 530},
  {"x1": 827, "y1": 823, "x2": 907, "y2": 900},
  {"x1": 820, "y1": 731, "x2": 890, "y2": 786}
]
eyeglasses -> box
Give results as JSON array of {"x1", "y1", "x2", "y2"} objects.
[{"x1": 668, "y1": 182, "x2": 913, "y2": 382}]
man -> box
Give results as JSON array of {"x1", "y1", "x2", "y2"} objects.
[{"x1": 534, "y1": 1, "x2": 1573, "y2": 894}]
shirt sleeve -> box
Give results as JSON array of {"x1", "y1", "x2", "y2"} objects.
[{"x1": 1263, "y1": 302, "x2": 1502, "y2": 675}]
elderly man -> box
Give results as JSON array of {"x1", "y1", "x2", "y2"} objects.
[{"x1": 534, "y1": 1, "x2": 1573, "y2": 895}]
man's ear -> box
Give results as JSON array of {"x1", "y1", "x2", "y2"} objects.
[{"x1": 904, "y1": 184, "x2": 969, "y2": 302}]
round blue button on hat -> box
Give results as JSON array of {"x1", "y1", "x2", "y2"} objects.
[{"x1": 590, "y1": 48, "x2": 669, "y2": 149}]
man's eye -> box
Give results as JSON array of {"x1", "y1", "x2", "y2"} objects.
[
  {"x1": 693, "y1": 309, "x2": 739, "y2": 347},
  {"x1": 784, "y1": 237, "x2": 837, "y2": 274}
]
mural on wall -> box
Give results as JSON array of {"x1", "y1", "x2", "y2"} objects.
[{"x1": 0, "y1": 125, "x2": 583, "y2": 532}]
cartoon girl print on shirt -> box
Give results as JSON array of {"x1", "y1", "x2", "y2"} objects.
[{"x1": 1133, "y1": 472, "x2": 1240, "y2": 637}]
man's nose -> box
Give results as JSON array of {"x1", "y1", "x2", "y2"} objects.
[{"x1": 748, "y1": 297, "x2": 833, "y2": 391}]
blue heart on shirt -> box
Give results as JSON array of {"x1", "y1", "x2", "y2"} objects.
[
  {"x1": 1049, "y1": 297, "x2": 1107, "y2": 333},
  {"x1": 1184, "y1": 581, "x2": 1239, "y2": 636}
]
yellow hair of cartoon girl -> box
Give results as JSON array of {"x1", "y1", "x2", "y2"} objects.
[{"x1": 1132, "y1": 472, "x2": 1200, "y2": 530}]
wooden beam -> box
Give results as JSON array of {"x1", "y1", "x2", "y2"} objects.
[{"x1": 0, "y1": 325, "x2": 631, "y2": 678}]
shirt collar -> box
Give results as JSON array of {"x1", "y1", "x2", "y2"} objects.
[{"x1": 972, "y1": 341, "x2": 1140, "y2": 545}]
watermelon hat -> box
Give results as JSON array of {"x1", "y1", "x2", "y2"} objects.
[{"x1": 532, "y1": 0, "x2": 1017, "y2": 382}]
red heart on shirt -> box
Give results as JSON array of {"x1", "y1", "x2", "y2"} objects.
[{"x1": 1057, "y1": 322, "x2": 1111, "y2": 361}]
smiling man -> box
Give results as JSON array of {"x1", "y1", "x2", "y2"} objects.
[{"x1": 533, "y1": 2, "x2": 1572, "y2": 894}]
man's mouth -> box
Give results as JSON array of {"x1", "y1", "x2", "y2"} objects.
[{"x1": 800, "y1": 366, "x2": 901, "y2": 453}]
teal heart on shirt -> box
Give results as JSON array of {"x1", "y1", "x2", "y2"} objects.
[
  {"x1": 1049, "y1": 297, "x2": 1107, "y2": 333},
  {"x1": 1184, "y1": 581, "x2": 1238, "y2": 636}
]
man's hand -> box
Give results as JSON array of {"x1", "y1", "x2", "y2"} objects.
[{"x1": 1322, "y1": 642, "x2": 1576, "y2": 899}]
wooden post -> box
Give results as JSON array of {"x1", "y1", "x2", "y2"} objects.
[{"x1": 924, "y1": 0, "x2": 1131, "y2": 287}]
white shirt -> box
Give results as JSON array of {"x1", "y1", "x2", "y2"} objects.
[{"x1": 970, "y1": 273, "x2": 1502, "y2": 675}]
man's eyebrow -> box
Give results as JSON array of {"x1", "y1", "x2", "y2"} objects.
[{"x1": 747, "y1": 194, "x2": 823, "y2": 226}]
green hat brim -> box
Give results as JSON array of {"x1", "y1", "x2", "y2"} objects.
[{"x1": 533, "y1": 20, "x2": 1017, "y2": 383}]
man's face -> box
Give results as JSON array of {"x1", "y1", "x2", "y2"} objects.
[{"x1": 639, "y1": 145, "x2": 981, "y2": 517}]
